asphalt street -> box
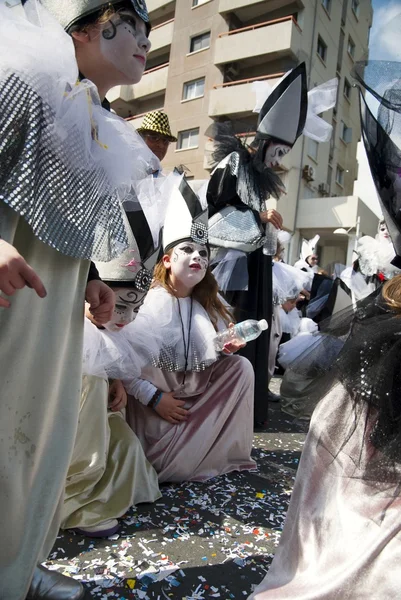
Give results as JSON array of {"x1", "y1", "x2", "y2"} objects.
[{"x1": 46, "y1": 378, "x2": 308, "y2": 600}]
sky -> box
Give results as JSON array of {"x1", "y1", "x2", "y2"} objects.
[
  {"x1": 353, "y1": 0, "x2": 401, "y2": 217},
  {"x1": 370, "y1": 0, "x2": 401, "y2": 61}
]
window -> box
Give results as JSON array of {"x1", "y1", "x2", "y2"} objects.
[
  {"x1": 183, "y1": 78, "x2": 205, "y2": 101},
  {"x1": 347, "y1": 36, "x2": 355, "y2": 59},
  {"x1": 190, "y1": 32, "x2": 210, "y2": 53},
  {"x1": 317, "y1": 36, "x2": 327, "y2": 62},
  {"x1": 192, "y1": 0, "x2": 209, "y2": 5},
  {"x1": 308, "y1": 139, "x2": 319, "y2": 162},
  {"x1": 344, "y1": 78, "x2": 351, "y2": 100},
  {"x1": 177, "y1": 128, "x2": 200, "y2": 150},
  {"x1": 341, "y1": 121, "x2": 352, "y2": 143},
  {"x1": 336, "y1": 165, "x2": 344, "y2": 186},
  {"x1": 329, "y1": 118, "x2": 336, "y2": 158},
  {"x1": 327, "y1": 164, "x2": 333, "y2": 188},
  {"x1": 351, "y1": 0, "x2": 359, "y2": 18},
  {"x1": 321, "y1": 0, "x2": 331, "y2": 13}
]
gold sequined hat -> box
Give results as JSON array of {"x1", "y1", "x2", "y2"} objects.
[
  {"x1": 35, "y1": 0, "x2": 150, "y2": 33},
  {"x1": 137, "y1": 111, "x2": 177, "y2": 142}
]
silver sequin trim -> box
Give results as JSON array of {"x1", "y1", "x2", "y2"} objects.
[{"x1": 0, "y1": 74, "x2": 127, "y2": 261}]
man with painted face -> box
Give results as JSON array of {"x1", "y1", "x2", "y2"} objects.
[
  {"x1": 207, "y1": 64, "x2": 308, "y2": 429},
  {"x1": 0, "y1": 1, "x2": 156, "y2": 599}
]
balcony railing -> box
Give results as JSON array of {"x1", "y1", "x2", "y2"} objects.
[
  {"x1": 213, "y1": 72, "x2": 285, "y2": 89},
  {"x1": 218, "y1": 15, "x2": 302, "y2": 38},
  {"x1": 142, "y1": 61, "x2": 169, "y2": 75},
  {"x1": 214, "y1": 16, "x2": 302, "y2": 66},
  {"x1": 209, "y1": 73, "x2": 284, "y2": 118}
]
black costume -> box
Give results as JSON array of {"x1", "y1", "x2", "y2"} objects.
[{"x1": 206, "y1": 64, "x2": 308, "y2": 425}]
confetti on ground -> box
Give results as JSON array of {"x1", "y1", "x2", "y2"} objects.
[{"x1": 46, "y1": 379, "x2": 307, "y2": 599}]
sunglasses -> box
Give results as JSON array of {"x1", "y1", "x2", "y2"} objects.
[{"x1": 144, "y1": 133, "x2": 171, "y2": 145}]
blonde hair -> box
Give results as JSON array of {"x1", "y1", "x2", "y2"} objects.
[
  {"x1": 152, "y1": 250, "x2": 234, "y2": 329},
  {"x1": 382, "y1": 274, "x2": 401, "y2": 314}
]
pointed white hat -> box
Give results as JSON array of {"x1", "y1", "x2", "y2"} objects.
[
  {"x1": 301, "y1": 234, "x2": 320, "y2": 261},
  {"x1": 96, "y1": 210, "x2": 160, "y2": 291},
  {"x1": 163, "y1": 176, "x2": 208, "y2": 252}
]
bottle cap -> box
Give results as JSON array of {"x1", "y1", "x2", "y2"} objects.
[{"x1": 258, "y1": 319, "x2": 268, "y2": 331}]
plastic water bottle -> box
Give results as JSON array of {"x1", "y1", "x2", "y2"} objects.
[
  {"x1": 214, "y1": 319, "x2": 268, "y2": 351},
  {"x1": 263, "y1": 222, "x2": 278, "y2": 256}
]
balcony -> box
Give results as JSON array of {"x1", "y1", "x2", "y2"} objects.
[
  {"x1": 148, "y1": 19, "x2": 174, "y2": 57},
  {"x1": 219, "y1": 0, "x2": 304, "y2": 22},
  {"x1": 208, "y1": 73, "x2": 284, "y2": 118},
  {"x1": 146, "y1": 0, "x2": 175, "y2": 20},
  {"x1": 296, "y1": 196, "x2": 377, "y2": 235},
  {"x1": 121, "y1": 63, "x2": 169, "y2": 103},
  {"x1": 214, "y1": 16, "x2": 302, "y2": 68}
]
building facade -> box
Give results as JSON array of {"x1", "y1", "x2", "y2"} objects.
[{"x1": 108, "y1": 0, "x2": 377, "y2": 266}]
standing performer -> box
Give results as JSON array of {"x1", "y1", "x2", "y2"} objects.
[
  {"x1": 0, "y1": 1, "x2": 157, "y2": 598},
  {"x1": 207, "y1": 64, "x2": 308, "y2": 428}
]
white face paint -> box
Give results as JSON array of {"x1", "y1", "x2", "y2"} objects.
[
  {"x1": 104, "y1": 287, "x2": 146, "y2": 332},
  {"x1": 169, "y1": 242, "x2": 209, "y2": 288},
  {"x1": 99, "y1": 11, "x2": 150, "y2": 84},
  {"x1": 264, "y1": 142, "x2": 291, "y2": 168},
  {"x1": 377, "y1": 221, "x2": 390, "y2": 242}
]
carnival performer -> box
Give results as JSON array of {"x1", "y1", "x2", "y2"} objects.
[
  {"x1": 249, "y1": 279, "x2": 401, "y2": 599},
  {"x1": 293, "y1": 235, "x2": 320, "y2": 272},
  {"x1": 268, "y1": 255, "x2": 312, "y2": 396},
  {"x1": 249, "y1": 43, "x2": 401, "y2": 600},
  {"x1": 340, "y1": 219, "x2": 401, "y2": 301},
  {"x1": 207, "y1": 64, "x2": 337, "y2": 428},
  {"x1": 123, "y1": 177, "x2": 256, "y2": 482},
  {"x1": 0, "y1": 1, "x2": 158, "y2": 598},
  {"x1": 61, "y1": 208, "x2": 162, "y2": 538}
]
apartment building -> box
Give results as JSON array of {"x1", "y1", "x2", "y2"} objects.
[
  {"x1": 6, "y1": 0, "x2": 377, "y2": 265},
  {"x1": 108, "y1": 0, "x2": 379, "y2": 265}
]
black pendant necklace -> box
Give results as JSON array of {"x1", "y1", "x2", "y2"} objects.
[{"x1": 177, "y1": 296, "x2": 194, "y2": 390}]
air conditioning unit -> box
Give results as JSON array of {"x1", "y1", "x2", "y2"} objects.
[
  {"x1": 318, "y1": 183, "x2": 330, "y2": 196},
  {"x1": 302, "y1": 164, "x2": 315, "y2": 182}
]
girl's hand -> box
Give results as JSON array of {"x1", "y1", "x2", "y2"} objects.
[
  {"x1": 259, "y1": 209, "x2": 283, "y2": 229},
  {"x1": 154, "y1": 392, "x2": 188, "y2": 424},
  {"x1": 108, "y1": 379, "x2": 127, "y2": 412},
  {"x1": 222, "y1": 322, "x2": 246, "y2": 354}
]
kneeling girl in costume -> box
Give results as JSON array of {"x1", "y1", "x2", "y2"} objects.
[{"x1": 123, "y1": 178, "x2": 257, "y2": 483}]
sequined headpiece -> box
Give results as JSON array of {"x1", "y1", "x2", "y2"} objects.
[
  {"x1": 96, "y1": 211, "x2": 160, "y2": 291},
  {"x1": 37, "y1": 0, "x2": 150, "y2": 33},
  {"x1": 256, "y1": 62, "x2": 307, "y2": 147},
  {"x1": 163, "y1": 176, "x2": 208, "y2": 252}
]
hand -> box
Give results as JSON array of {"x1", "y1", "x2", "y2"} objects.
[
  {"x1": 259, "y1": 209, "x2": 283, "y2": 229},
  {"x1": 0, "y1": 239, "x2": 47, "y2": 308},
  {"x1": 222, "y1": 322, "x2": 246, "y2": 355},
  {"x1": 154, "y1": 391, "x2": 188, "y2": 424},
  {"x1": 108, "y1": 379, "x2": 127, "y2": 412},
  {"x1": 85, "y1": 280, "x2": 115, "y2": 324}
]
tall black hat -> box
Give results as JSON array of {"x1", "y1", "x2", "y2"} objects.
[{"x1": 256, "y1": 62, "x2": 308, "y2": 147}]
